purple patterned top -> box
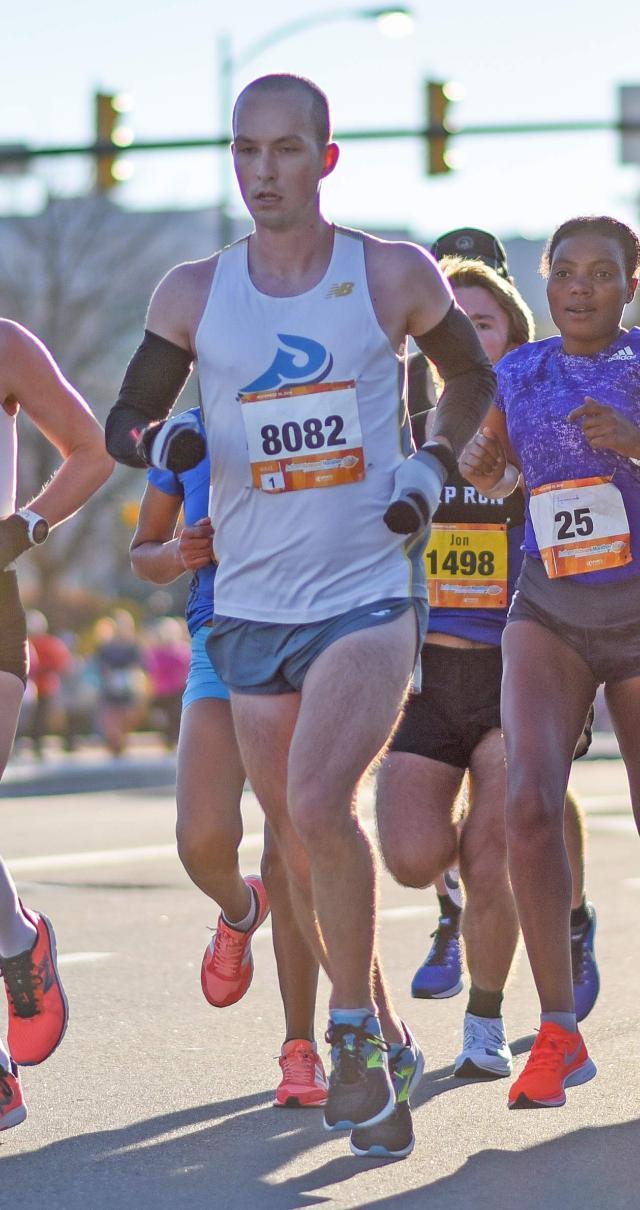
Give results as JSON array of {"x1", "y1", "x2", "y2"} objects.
[{"x1": 496, "y1": 327, "x2": 640, "y2": 583}]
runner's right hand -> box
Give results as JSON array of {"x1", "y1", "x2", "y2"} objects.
[
  {"x1": 137, "y1": 412, "x2": 206, "y2": 473},
  {"x1": 459, "y1": 428, "x2": 507, "y2": 489},
  {"x1": 178, "y1": 518, "x2": 215, "y2": 570}
]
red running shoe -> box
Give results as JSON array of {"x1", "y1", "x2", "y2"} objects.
[
  {"x1": 508, "y1": 1022, "x2": 596, "y2": 1108},
  {"x1": 0, "y1": 906, "x2": 69, "y2": 1066},
  {"x1": 0, "y1": 1061, "x2": 27, "y2": 1132},
  {"x1": 201, "y1": 876, "x2": 270, "y2": 1008},
  {"x1": 274, "y1": 1040, "x2": 329, "y2": 1108}
]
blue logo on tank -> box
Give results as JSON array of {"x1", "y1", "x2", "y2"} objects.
[{"x1": 240, "y1": 334, "x2": 333, "y2": 394}]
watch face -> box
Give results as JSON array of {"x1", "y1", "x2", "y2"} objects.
[{"x1": 32, "y1": 518, "x2": 49, "y2": 544}]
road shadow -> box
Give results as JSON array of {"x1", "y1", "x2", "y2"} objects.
[
  {"x1": 0, "y1": 1088, "x2": 364, "y2": 1210},
  {"x1": 410, "y1": 1032, "x2": 536, "y2": 1109},
  {"x1": 332, "y1": 1119, "x2": 640, "y2": 1210},
  {"x1": 2, "y1": 1085, "x2": 639, "y2": 1210}
]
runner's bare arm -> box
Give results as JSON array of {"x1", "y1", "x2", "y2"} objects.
[
  {"x1": 0, "y1": 320, "x2": 113, "y2": 527},
  {"x1": 130, "y1": 482, "x2": 184, "y2": 583},
  {"x1": 130, "y1": 482, "x2": 215, "y2": 583},
  {"x1": 105, "y1": 259, "x2": 216, "y2": 469}
]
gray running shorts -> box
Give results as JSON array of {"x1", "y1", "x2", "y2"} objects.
[
  {"x1": 206, "y1": 597, "x2": 428, "y2": 695},
  {"x1": 507, "y1": 561, "x2": 640, "y2": 685}
]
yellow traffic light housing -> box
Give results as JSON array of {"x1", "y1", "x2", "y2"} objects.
[
  {"x1": 94, "y1": 92, "x2": 134, "y2": 192},
  {"x1": 425, "y1": 81, "x2": 457, "y2": 175}
]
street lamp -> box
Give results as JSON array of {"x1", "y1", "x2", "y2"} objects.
[{"x1": 216, "y1": 6, "x2": 414, "y2": 244}]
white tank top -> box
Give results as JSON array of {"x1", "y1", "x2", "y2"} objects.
[
  {"x1": 0, "y1": 406, "x2": 17, "y2": 519},
  {"x1": 196, "y1": 226, "x2": 425, "y2": 622}
]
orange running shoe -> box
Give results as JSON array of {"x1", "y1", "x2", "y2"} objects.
[
  {"x1": 274, "y1": 1039, "x2": 329, "y2": 1108},
  {"x1": 201, "y1": 876, "x2": 270, "y2": 1008},
  {"x1": 0, "y1": 906, "x2": 69, "y2": 1067},
  {"x1": 0, "y1": 1061, "x2": 27, "y2": 1132},
  {"x1": 508, "y1": 1022, "x2": 596, "y2": 1108}
]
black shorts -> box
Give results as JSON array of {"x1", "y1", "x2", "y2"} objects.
[
  {"x1": 390, "y1": 643, "x2": 502, "y2": 769},
  {"x1": 0, "y1": 571, "x2": 28, "y2": 685},
  {"x1": 390, "y1": 639, "x2": 594, "y2": 769}
]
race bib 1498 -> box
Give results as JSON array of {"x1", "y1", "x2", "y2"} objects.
[{"x1": 424, "y1": 523, "x2": 508, "y2": 608}]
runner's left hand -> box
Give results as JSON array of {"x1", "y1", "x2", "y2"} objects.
[
  {"x1": 0, "y1": 514, "x2": 31, "y2": 572},
  {"x1": 568, "y1": 397, "x2": 640, "y2": 458}
]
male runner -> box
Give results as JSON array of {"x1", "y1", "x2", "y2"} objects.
[
  {"x1": 0, "y1": 318, "x2": 113, "y2": 1129},
  {"x1": 106, "y1": 73, "x2": 495, "y2": 1157}
]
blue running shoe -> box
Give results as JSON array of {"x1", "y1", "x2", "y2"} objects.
[
  {"x1": 411, "y1": 915, "x2": 463, "y2": 999},
  {"x1": 572, "y1": 903, "x2": 600, "y2": 1023},
  {"x1": 350, "y1": 1023, "x2": 424, "y2": 1159},
  {"x1": 324, "y1": 1015, "x2": 394, "y2": 1132}
]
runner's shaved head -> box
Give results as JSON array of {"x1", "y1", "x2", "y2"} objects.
[{"x1": 233, "y1": 74, "x2": 332, "y2": 148}]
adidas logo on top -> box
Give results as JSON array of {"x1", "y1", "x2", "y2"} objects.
[{"x1": 608, "y1": 346, "x2": 636, "y2": 361}]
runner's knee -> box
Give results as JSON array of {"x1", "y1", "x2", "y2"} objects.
[
  {"x1": 176, "y1": 816, "x2": 241, "y2": 877},
  {"x1": 506, "y1": 778, "x2": 566, "y2": 849},
  {"x1": 382, "y1": 829, "x2": 456, "y2": 889}
]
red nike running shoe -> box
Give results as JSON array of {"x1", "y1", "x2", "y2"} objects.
[
  {"x1": 274, "y1": 1039, "x2": 329, "y2": 1108},
  {"x1": 508, "y1": 1022, "x2": 596, "y2": 1108},
  {"x1": 201, "y1": 876, "x2": 270, "y2": 1008},
  {"x1": 0, "y1": 906, "x2": 69, "y2": 1067},
  {"x1": 0, "y1": 1061, "x2": 27, "y2": 1132}
]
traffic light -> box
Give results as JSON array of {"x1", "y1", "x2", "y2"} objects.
[
  {"x1": 93, "y1": 92, "x2": 134, "y2": 192},
  {"x1": 620, "y1": 84, "x2": 640, "y2": 165},
  {"x1": 425, "y1": 81, "x2": 456, "y2": 175}
]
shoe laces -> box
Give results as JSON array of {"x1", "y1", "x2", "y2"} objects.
[
  {"x1": 325, "y1": 1021, "x2": 389, "y2": 1083},
  {"x1": 523, "y1": 1029, "x2": 568, "y2": 1074},
  {"x1": 209, "y1": 919, "x2": 249, "y2": 976},
  {"x1": 571, "y1": 922, "x2": 591, "y2": 985},
  {"x1": 0, "y1": 1067, "x2": 15, "y2": 1104},
  {"x1": 427, "y1": 916, "x2": 460, "y2": 967},
  {"x1": 280, "y1": 1043, "x2": 317, "y2": 1086},
  {"x1": 464, "y1": 1015, "x2": 504, "y2": 1050},
  {"x1": 0, "y1": 949, "x2": 42, "y2": 1018}
]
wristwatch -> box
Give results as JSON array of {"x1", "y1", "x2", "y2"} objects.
[{"x1": 16, "y1": 508, "x2": 50, "y2": 545}]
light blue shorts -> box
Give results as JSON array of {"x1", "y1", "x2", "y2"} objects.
[
  {"x1": 182, "y1": 624, "x2": 230, "y2": 708},
  {"x1": 207, "y1": 597, "x2": 428, "y2": 696}
]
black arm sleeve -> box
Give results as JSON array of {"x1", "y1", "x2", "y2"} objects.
[
  {"x1": 406, "y1": 352, "x2": 437, "y2": 446},
  {"x1": 414, "y1": 302, "x2": 497, "y2": 458},
  {"x1": 105, "y1": 330, "x2": 194, "y2": 468}
]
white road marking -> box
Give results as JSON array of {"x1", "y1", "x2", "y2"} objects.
[
  {"x1": 586, "y1": 816, "x2": 636, "y2": 833},
  {"x1": 57, "y1": 952, "x2": 115, "y2": 965},
  {"x1": 7, "y1": 798, "x2": 635, "y2": 874},
  {"x1": 253, "y1": 903, "x2": 436, "y2": 941}
]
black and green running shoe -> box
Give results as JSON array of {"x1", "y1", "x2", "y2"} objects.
[
  {"x1": 350, "y1": 1023, "x2": 424, "y2": 1158},
  {"x1": 324, "y1": 1015, "x2": 394, "y2": 1132}
]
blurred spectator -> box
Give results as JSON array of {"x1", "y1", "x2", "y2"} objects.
[
  {"x1": 26, "y1": 611, "x2": 71, "y2": 758},
  {"x1": 91, "y1": 610, "x2": 147, "y2": 757},
  {"x1": 144, "y1": 617, "x2": 190, "y2": 749},
  {"x1": 58, "y1": 634, "x2": 99, "y2": 752}
]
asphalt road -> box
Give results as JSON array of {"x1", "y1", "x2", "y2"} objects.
[{"x1": 1, "y1": 758, "x2": 639, "y2": 1209}]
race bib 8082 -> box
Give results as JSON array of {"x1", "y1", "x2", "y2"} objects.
[{"x1": 240, "y1": 380, "x2": 365, "y2": 493}]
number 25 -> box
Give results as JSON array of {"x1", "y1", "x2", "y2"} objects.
[{"x1": 555, "y1": 507, "x2": 594, "y2": 540}]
